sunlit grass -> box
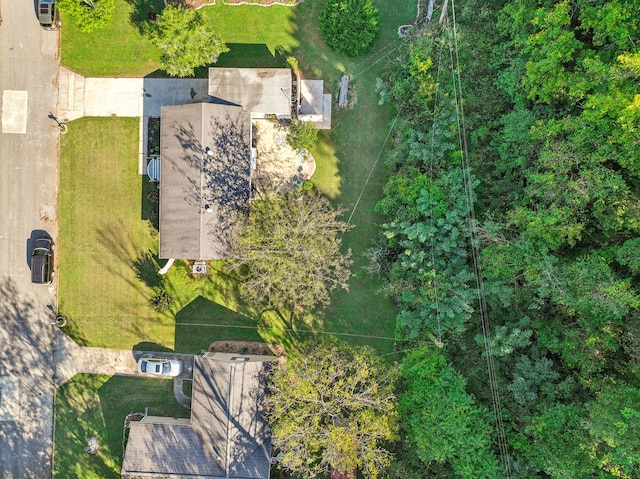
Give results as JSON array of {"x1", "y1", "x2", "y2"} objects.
[{"x1": 54, "y1": 375, "x2": 189, "y2": 479}]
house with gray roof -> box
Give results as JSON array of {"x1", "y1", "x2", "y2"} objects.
[
  {"x1": 159, "y1": 102, "x2": 251, "y2": 261},
  {"x1": 121, "y1": 353, "x2": 274, "y2": 479},
  {"x1": 158, "y1": 68, "x2": 331, "y2": 262}
]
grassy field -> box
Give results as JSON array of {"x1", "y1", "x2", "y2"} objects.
[
  {"x1": 58, "y1": 117, "x2": 174, "y2": 348},
  {"x1": 54, "y1": 374, "x2": 190, "y2": 479},
  {"x1": 60, "y1": 0, "x2": 298, "y2": 76},
  {"x1": 58, "y1": 118, "x2": 299, "y2": 351},
  {"x1": 293, "y1": 1, "x2": 417, "y2": 349},
  {"x1": 60, "y1": 0, "x2": 165, "y2": 77}
]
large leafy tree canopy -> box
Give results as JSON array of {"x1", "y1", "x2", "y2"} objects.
[
  {"x1": 58, "y1": 0, "x2": 114, "y2": 32},
  {"x1": 229, "y1": 191, "x2": 353, "y2": 316},
  {"x1": 375, "y1": 0, "x2": 640, "y2": 477},
  {"x1": 263, "y1": 342, "x2": 398, "y2": 479},
  {"x1": 151, "y1": 4, "x2": 228, "y2": 77},
  {"x1": 319, "y1": 0, "x2": 381, "y2": 57},
  {"x1": 399, "y1": 349, "x2": 504, "y2": 479}
]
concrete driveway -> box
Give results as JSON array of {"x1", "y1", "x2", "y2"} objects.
[
  {"x1": 0, "y1": 1, "x2": 60, "y2": 477},
  {"x1": 54, "y1": 332, "x2": 194, "y2": 408},
  {"x1": 57, "y1": 67, "x2": 209, "y2": 171}
]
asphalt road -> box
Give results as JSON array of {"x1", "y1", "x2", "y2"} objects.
[{"x1": 0, "y1": 1, "x2": 60, "y2": 478}]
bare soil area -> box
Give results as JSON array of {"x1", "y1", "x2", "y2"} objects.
[{"x1": 253, "y1": 119, "x2": 316, "y2": 192}]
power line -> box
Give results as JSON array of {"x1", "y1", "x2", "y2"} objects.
[
  {"x1": 427, "y1": 32, "x2": 448, "y2": 346},
  {"x1": 350, "y1": 38, "x2": 403, "y2": 80},
  {"x1": 445, "y1": 0, "x2": 513, "y2": 476},
  {"x1": 46, "y1": 316, "x2": 424, "y2": 343},
  {"x1": 346, "y1": 111, "x2": 399, "y2": 224}
]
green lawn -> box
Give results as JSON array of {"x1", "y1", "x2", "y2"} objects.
[
  {"x1": 60, "y1": 0, "x2": 165, "y2": 77},
  {"x1": 58, "y1": 117, "x2": 174, "y2": 348},
  {"x1": 61, "y1": 0, "x2": 298, "y2": 76},
  {"x1": 58, "y1": 117, "x2": 286, "y2": 351},
  {"x1": 54, "y1": 374, "x2": 190, "y2": 479},
  {"x1": 293, "y1": 1, "x2": 417, "y2": 350}
]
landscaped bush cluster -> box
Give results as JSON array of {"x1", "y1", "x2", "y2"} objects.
[
  {"x1": 150, "y1": 287, "x2": 174, "y2": 312},
  {"x1": 58, "y1": 0, "x2": 115, "y2": 32},
  {"x1": 319, "y1": 0, "x2": 380, "y2": 57},
  {"x1": 286, "y1": 119, "x2": 318, "y2": 151}
]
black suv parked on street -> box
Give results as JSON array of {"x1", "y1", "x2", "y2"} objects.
[{"x1": 31, "y1": 237, "x2": 54, "y2": 284}]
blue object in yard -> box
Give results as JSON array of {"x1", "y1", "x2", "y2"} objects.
[{"x1": 147, "y1": 158, "x2": 160, "y2": 182}]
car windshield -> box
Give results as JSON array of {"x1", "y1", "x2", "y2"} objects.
[{"x1": 162, "y1": 362, "x2": 171, "y2": 374}]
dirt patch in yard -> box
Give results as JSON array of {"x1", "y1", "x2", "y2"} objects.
[
  {"x1": 253, "y1": 119, "x2": 316, "y2": 193},
  {"x1": 207, "y1": 340, "x2": 286, "y2": 357}
]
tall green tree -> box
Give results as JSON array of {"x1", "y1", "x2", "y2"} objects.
[
  {"x1": 399, "y1": 349, "x2": 504, "y2": 479},
  {"x1": 586, "y1": 383, "x2": 640, "y2": 478},
  {"x1": 151, "y1": 4, "x2": 228, "y2": 77},
  {"x1": 319, "y1": 0, "x2": 380, "y2": 57},
  {"x1": 229, "y1": 191, "x2": 353, "y2": 317},
  {"x1": 521, "y1": 404, "x2": 595, "y2": 478},
  {"x1": 263, "y1": 342, "x2": 398, "y2": 479}
]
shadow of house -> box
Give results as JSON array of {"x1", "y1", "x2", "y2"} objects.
[{"x1": 121, "y1": 353, "x2": 274, "y2": 479}]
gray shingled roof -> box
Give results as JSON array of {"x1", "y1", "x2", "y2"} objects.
[
  {"x1": 122, "y1": 355, "x2": 272, "y2": 479},
  {"x1": 159, "y1": 103, "x2": 251, "y2": 260},
  {"x1": 208, "y1": 68, "x2": 292, "y2": 117}
]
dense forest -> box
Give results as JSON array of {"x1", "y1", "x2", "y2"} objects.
[{"x1": 375, "y1": 0, "x2": 640, "y2": 477}]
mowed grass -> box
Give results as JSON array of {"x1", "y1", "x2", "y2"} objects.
[
  {"x1": 55, "y1": 5, "x2": 416, "y2": 477},
  {"x1": 61, "y1": 0, "x2": 298, "y2": 76},
  {"x1": 58, "y1": 117, "x2": 175, "y2": 348},
  {"x1": 54, "y1": 374, "x2": 189, "y2": 479},
  {"x1": 60, "y1": 0, "x2": 165, "y2": 77},
  {"x1": 58, "y1": 118, "x2": 279, "y2": 351},
  {"x1": 293, "y1": 1, "x2": 418, "y2": 350},
  {"x1": 202, "y1": 3, "x2": 299, "y2": 67}
]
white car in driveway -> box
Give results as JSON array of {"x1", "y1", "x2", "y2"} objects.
[{"x1": 137, "y1": 357, "x2": 182, "y2": 377}]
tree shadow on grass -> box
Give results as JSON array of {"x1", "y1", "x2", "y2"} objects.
[
  {"x1": 132, "y1": 250, "x2": 164, "y2": 289},
  {"x1": 125, "y1": 0, "x2": 166, "y2": 35},
  {"x1": 133, "y1": 341, "x2": 174, "y2": 355},
  {"x1": 174, "y1": 296, "x2": 263, "y2": 353},
  {"x1": 214, "y1": 43, "x2": 288, "y2": 69}
]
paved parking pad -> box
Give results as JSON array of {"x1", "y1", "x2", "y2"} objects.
[{"x1": 1, "y1": 90, "x2": 28, "y2": 134}]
